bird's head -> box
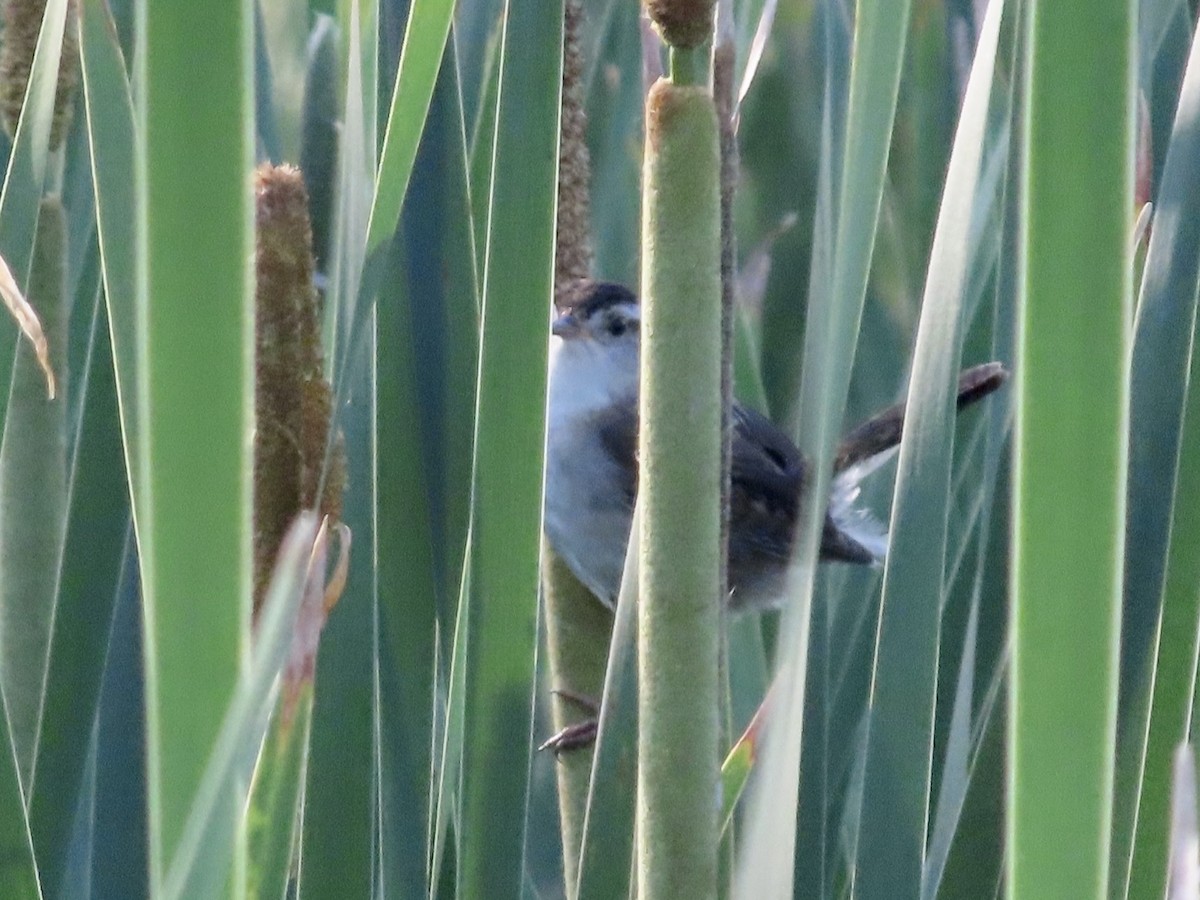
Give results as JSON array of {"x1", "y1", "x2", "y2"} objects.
[{"x1": 549, "y1": 280, "x2": 642, "y2": 410}]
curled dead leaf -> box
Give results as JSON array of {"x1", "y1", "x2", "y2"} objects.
[
  {"x1": 323, "y1": 521, "x2": 350, "y2": 613},
  {"x1": 0, "y1": 249, "x2": 55, "y2": 399}
]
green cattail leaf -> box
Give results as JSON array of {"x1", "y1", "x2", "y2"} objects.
[
  {"x1": 853, "y1": 3, "x2": 1005, "y2": 895},
  {"x1": 576, "y1": 510, "x2": 640, "y2": 900},
  {"x1": 163, "y1": 515, "x2": 320, "y2": 900},
  {"x1": 1121, "y1": 21, "x2": 1200, "y2": 898},
  {"x1": 0, "y1": 0, "x2": 71, "y2": 431},
  {"x1": 27, "y1": 285, "x2": 130, "y2": 900},
  {"x1": 457, "y1": 0, "x2": 563, "y2": 895},
  {"x1": 78, "y1": 0, "x2": 137, "y2": 505},
  {"x1": 0, "y1": 705, "x2": 38, "y2": 898},
  {"x1": 1011, "y1": 0, "x2": 1135, "y2": 895},
  {"x1": 136, "y1": 1, "x2": 254, "y2": 891},
  {"x1": 247, "y1": 686, "x2": 312, "y2": 900},
  {"x1": 735, "y1": 0, "x2": 913, "y2": 890},
  {"x1": 298, "y1": 14, "x2": 338, "y2": 274},
  {"x1": 363, "y1": 0, "x2": 454, "y2": 256},
  {"x1": 0, "y1": 195, "x2": 66, "y2": 792}
]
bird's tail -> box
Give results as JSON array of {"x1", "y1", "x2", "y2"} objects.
[{"x1": 826, "y1": 362, "x2": 1010, "y2": 564}]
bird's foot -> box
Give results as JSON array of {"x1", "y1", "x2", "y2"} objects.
[{"x1": 540, "y1": 688, "x2": 600, "y2": 754}]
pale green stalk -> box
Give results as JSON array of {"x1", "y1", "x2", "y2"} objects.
[{"x1": 638, "y1": 74, "x2": 722, "y2": 900}]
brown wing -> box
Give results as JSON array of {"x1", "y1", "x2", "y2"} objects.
[
  {"x1": 592, "y1": 397, "x2": 880, "y2": 580},
  {"x1": 730, "y1": 402, "x2": 876, "y2": 566},
  {"x1": 728, "y1": 403, "x2": 807, "y2": 563}
]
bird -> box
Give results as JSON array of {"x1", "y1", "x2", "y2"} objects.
[{"x1": 544, "y1": 279, "x2": 1008, "y2": 613}]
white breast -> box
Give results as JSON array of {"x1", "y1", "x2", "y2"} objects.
[{"x1": 543, "y1": 337, "x2": 638, "y2": 606}]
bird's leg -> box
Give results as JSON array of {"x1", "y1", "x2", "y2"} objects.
[{"x1": 540, "y1": 688, "x2": 600, "y2": 754}]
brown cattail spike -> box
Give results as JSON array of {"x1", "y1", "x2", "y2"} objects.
[
  {"x1": 554, "y1": 0, "x2": 592, "y2": 306},
  {"x1": 644, "y1": 0, "x2": 715, "y2": 50},
  {"x1": 0, "y1": 0, "x2": 80, "y2": 150},
  {"x1": 253, "y1": 163, "x2": 345, "y2": 617}
]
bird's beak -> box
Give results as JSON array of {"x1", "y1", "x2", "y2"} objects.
[{"x1": 552, "y1": 311, "x2": 581, "y2": 339}]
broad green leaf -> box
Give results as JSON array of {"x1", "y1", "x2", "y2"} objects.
[
  {"x1": 1011, "y1": 0, "x2": 1135, "y2": 896},
  {"x1": 136, "y1": 2, "x2": 254, "y2": 890}
]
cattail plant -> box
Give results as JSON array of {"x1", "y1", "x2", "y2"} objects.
[
  {"x1": 637, "y1": 2, "x2": 722, "y2": 897},
  {"x1": 0, "y1": 0, "x2": 78, "y2": 148},
  {"x1": 253, "y1": 162, "x2": 344, "y2": 617}
]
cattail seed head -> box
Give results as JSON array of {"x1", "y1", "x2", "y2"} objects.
[
  {"x1": 554, "y1": 0, "x2": 592, "y2": 305},
  {"x1": 644, "y1": 0, "x2": 714, "y2": 50},
  {"x1": 253, "y1": 163, "x2": 345, "y2": 616},
  {"x1": 0, "y1": 0, "x2": 79, "y2": 150}
]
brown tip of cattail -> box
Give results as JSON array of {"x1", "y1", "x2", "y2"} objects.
[
  {"x1": 0, "y1": 0, "x2": 80, "y2": 150},
  {"x1": 254, "y1": 162, "x2": 345, "y2": 618},
  {"x1": 644, "y1": 0, "x2": 715, "y2": 49},
  {"x1": 554, "y1": 0, "x2": 592, "y2": 307}
]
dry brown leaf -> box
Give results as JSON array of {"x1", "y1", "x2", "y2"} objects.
[
  {"x1": 323, "y1": 521, "x2": 350, "y2": 614},
  {"x1": 0, "y1": 249, "x2": 55, "y2": 399}
]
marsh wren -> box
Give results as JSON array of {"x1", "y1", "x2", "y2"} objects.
[{"x1": 544, "y1": 280, "x2": 1006, "y2": 612}]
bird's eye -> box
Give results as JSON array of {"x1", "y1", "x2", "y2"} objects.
[{"x1": 607, "y1": 318, "x2": 627, "y2": 337}]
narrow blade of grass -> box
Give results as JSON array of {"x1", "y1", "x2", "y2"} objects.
[
  {"x1": 27, "y1": 287, "x2": 129, "y2": 898},
  {"x1": 582, "y1": 0, "x2": 641, "y2": 286},
  {"x1": 363, "y1": 0, "x2": 455, "y2": 257},
  {"x1": 576, "y1": 511, "x2": 641, "y2": 900},
  {"x1": 296, "y1": 10, "x2": 374, "y2": 895},
  {"x1": 88, "y1": 528, "x2": 148, "y2": 899},
  {"x1": 735, "y1": 0, "x2": 913, "y2": 891},
  {"x1": 78, "y1": 0, "x2": 138, "y2": 506},
  {"x1": 0, "y1": 703, "x2": 38, "y2": 897},
  {"x1": 247, "y1": 686, "x2": 313, "y2": 900},
  {"x1": 1119, "y1": 20, "x2": 1200, "y2": 898},
  {"x1": 430, "y1": 550, "x2": 469, "y2": 896},
  {"x1": 457, "y1": 0, "x2": 563, "y2": 895},
  {"x1": 297, "y1": 361, "x2": 375, "y2": 899}
]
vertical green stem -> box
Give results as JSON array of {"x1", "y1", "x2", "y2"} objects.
[
  {"x1": 1010, "y1": 0, "x2": 1134, "y2": 896},
  {"x1": 638, "y1": 79, "x2": 721, "y2": 900}
]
